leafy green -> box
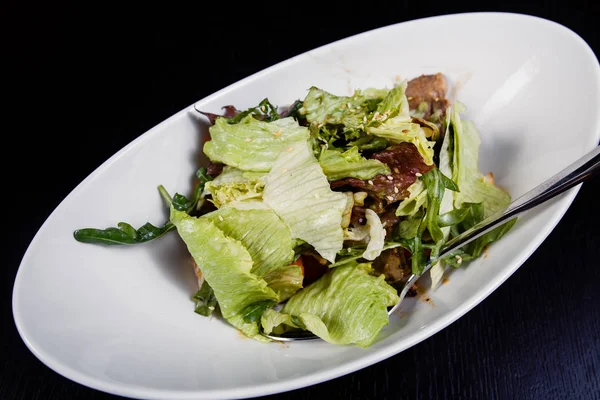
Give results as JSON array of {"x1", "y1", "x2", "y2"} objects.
[
  {"x1": 278, "y1": 262, "x2": 399, "y2": 347},
  {"x1": 423, "y1": 168, "x2": 446, "y2": 245},
  {"x1": 203, "y1": 115, "x2": 309, "y2": 172},
  {"x1": 262, "y1": 264, "x2": 304, "y2": 302},
  {"x1": 367, "y1": 119, "x2": 436, "y2": 165},
  {"x1": 263, "y1": 140, "x2": 347, "y2": 263},
  {"x1": 300, "y1": 86, "x2": 369, "y2": 132},
  {"x1": 318, "y1": 146, "x2": 390, "y2": 181},
  {"x1": 370, "y1": 81, "x2": 410, "y2": 125},
  {"x1": 170, "y1": 208, "x2": 278, "y2": 342},
  {"x1": 452, "y1": 202, "x2": 517, "y2": 258},
  {"x1": 401, "y1": 231, "x2": 427, "y2": 276},
  {"x1": 450, "y1": 108, "x2": 511, "y2": 217},
  {"x1": 73, "y1": 221, "x2": 175, "y2": 245},
  {"x1": 193, "y1": 280, "x2": 218, "y2": 316},
  {"x1": 395, "y1": 180, "x2": 427, "y2": 217},
  {"x1": 348, "y1": 135, "x2": 389, "y2": 152},
  {"x1": 204, "y1": 166, "x2": 266, "y2": 208},
  {"x1": 227, "y1": 98, "x2": 280, "y2": 124},
  {"x1": 203, "y1": 206, "x2": 295, "y2": 277},
  {"x1": 437, "y1": 206, "x2": 472, "y2": 227},
  {"x1": 241, "y1": 299, "x2": 278, "y2": 323}
]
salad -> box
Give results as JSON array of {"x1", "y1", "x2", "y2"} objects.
[{"x1": 74, "y1": 73, "x2": 514, "y2": 347}]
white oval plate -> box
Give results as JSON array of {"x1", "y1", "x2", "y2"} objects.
[{"x1": 13, "y1": 12, "x2": 600, "y2": 400}]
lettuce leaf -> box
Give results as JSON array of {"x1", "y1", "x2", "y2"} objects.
[
  {"x1": 280, "y1": 262, "x2": 399, "y2": 347},
  {"x1": 300, "y1": 87, "x2": 369, "y2": 131},
  {"x1": 395, "y1": 180, "x2": 427, "y2": 216},
  {"x1": 367, "y1": 119, "x2": 435, "y2": 165},
  {"x1": 319, "y1": 146, "x2": 390, "y2": 181},
  {"x1": 362, "y1": 209, "x2": 385, "y2": 261},
  {"x1": 203, "y1": 115, "x2": 309, "y2": 172},
  {"x1": 263, "y1": 141, "x2": 347, "y2": 263},
  {"x1": 370, "y1": 81, "x2": 410, "y2": 124},
  {"x1": 170, "y1": 208, "x2": 277, "y2": 342},
  {"x1": 450, "y1": 109, "x2": 511, "y2": 217},
  {"x1": 204, "y1": 166, "x2": 266, "y2": 208},
  {"x1": 430, "y1": 116, "x2": 455, "y2": 289},
  {"x1": 262, "y1": 264, "x2": 304, "y2": 302},
  {"x1": 203, "y1": 206, "x2": 295, "y2": 278}
]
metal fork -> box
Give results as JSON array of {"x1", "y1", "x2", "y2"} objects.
[{"x1": 262, "y1": 145, "x2": 600, "y2": 341}]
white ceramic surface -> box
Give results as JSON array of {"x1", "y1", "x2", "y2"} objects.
[{"x1": 13, "y1": 12, "x2": 600, "y2": 400}]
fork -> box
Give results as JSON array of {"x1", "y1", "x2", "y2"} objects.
[{"x1": 262, "y1": 145, "x2": 600, "y2": 341}]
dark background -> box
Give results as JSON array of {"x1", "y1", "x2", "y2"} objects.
[{"x1": 4, "y1": 2, "x2": 599, "y2": 399}]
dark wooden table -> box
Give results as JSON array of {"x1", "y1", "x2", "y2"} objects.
[{"x1": 4, "y1": 3, "x2": 599, "y2": 399}]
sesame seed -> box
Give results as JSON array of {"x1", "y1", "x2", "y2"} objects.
[
  {"x1": 386, "y1": 195, "x2": 394, "y2": 201},
  {"x1": 394, "y1": 187, "x2": 399, "y2": 193},
  {"x1": 218, "y1": 215, "x2": 224, "y2": 221},
  {"x1": 261, "y1": 105, "x2": 266, "y2": 111},
  {"x1": 455, "y1": 255, "x2": 463, "y2": 264},
  {"x1": 415, "y1": 172, "x2": 422, "y2": 177},
  {"x1": 367, "y1": 180, "x2": 374, "y2": 185},
  {"x1": 363, "y1": 116, "x2": 367, "y2": 123},
  {"x1": 393, "y1": 167, "x2": 399, "y2": 173},
  {"x1": 386, "y1": 175, "x2": 394, "y2": 181},
  {"x1": 274, "y1": 131, "x2": 281, "y2": 137},
  {"x1": 208, "y1": 306, "x2": 215, "y2": 311}
]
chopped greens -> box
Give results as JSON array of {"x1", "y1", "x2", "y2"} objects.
[{"x1": 73, "y1": 73, "x2": 515, "y2": 348}]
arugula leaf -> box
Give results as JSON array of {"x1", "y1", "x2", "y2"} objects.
[
  {"x1": 227, "y1": 98, "x2": 280, "y2": 124},
  {"x1": 193, "y1": 280, "x2": 218, "y2": 316},
  {"x1": 241, "y1": 299, "x2": 278, "y2": 323},
  {"x1": 437, "y1": 205, "x2": 472, "y2": 227},
  {"x1": 423, "y1": 168, "x2": 446, "y2": 245},
  {"x1": 401, "y1": 232, "x2": 427, "y2": 276},
  {"x1": 74, "y1": 168, "x2": 212, "y2": 246},
  {"x1": 73, "y1": 221, "x2": 175, "y2": 245}
]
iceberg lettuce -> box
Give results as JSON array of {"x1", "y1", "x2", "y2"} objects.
[
  {"x1": 263, "y1": 141, "x2": 347, "y2": 263},
  {"x1": 170, "y1": 208, "x2": 278, "y2": 342},
  {"x1": 203, "y1": 115, "x2": 309, "y2": 172},
  {"x1": 204, "y1": 166, "x2": 266, "y2": 207},
  {"x1": 319, "y1": 146, "x2": 390, "y2": 181},
  {"x1": 278, "y1": 262, "x2": 399, "y2": 347},
  {"x1": 450, "y1": 109, "x2": 511, "y2": 217},
  {"x1": 367, "y1": 119, "x2": 435, "y2": 165}
]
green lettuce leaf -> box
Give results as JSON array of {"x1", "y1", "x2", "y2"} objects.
[
  {"x1": 170, "y1": 208, "x2": 277, "y2": 342},
  {"x1": 450, "y1": 109, "x2": 511, "y2": 217},
  {"x1": 319, "y1": 146, "x2": 390, "y2": 181},
  {"x1": 203, "y1": 115, "x2": 309, "y2": 172},
  {"x1": 280, "y1": 262, "x2": 399, "y2": 347},
  {"x1": 300, "y1": 87, "x2": 369, "y2": 131},
  {"x1": 395, "y1": 180, "x2": 427, "y2": 216},
  {"x1": 203, "y1": 206, "x2": 295, "y2": 278},
  {"x1": 430, "y1": 117, "x2": 455, "y2": 288},
  {"x1": 367, "y1": 119, "x2": 435, "y2": 165},
  {"x1": 204, "y1": 166, "x2": 266, "y2": 208},
  {"x1": 370, "y1": 81, "x2": 410, "y2": 124},
  {"x1": 262, "y1": 264, "x2": 304, "y2": 302},
  {"x1": 263, "y1": 141, "x2": 347, "y2": 263}
]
